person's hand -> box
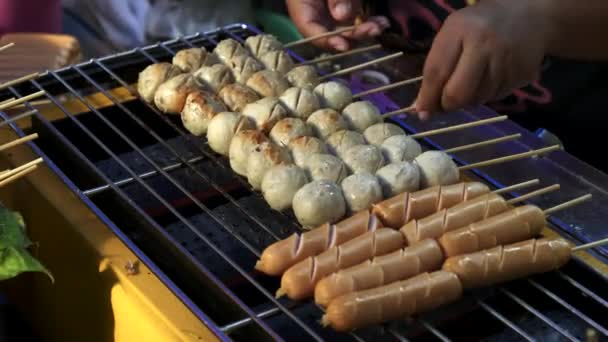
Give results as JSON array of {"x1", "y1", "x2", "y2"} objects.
[
  {"x1": 414, "y1": 1, "x2": 554, "y2": 119},
  {"x1": 286, "y1": 0, "x2": 390, "y2": 51}
]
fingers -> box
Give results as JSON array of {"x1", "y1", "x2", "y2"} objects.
[
  {"x1": 328, "y1": 0, "x2": 362, "y2": 22},
  {"x1": 441, "y1": 42, "x2": 489, "y2": 111},
  {"x1": 345, "y1": 16, "x2": 391, "y2": 39}
]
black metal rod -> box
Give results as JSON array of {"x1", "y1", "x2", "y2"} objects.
[{"x1": 477, "y1": 300, "x2": 535, "y2": 341}]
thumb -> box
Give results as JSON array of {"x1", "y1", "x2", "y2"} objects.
[{"x1": 328, "y1": 0, "x2": 362, "y2": 22}]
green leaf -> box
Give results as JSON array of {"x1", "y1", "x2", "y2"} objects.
[
  {"x1": 0, "y1": 246, "x2": 53, "y2": 282},
  {"x1": 0, "y1": 207, "x2": 31, "y2": 249}
]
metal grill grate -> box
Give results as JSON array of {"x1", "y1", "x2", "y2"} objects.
[{"x1": 1, "y1": 23, "x2": 607, "y2": 341}]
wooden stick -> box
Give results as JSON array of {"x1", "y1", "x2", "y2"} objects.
[
  {"x1": 298, "y1": 44, "x2": 382, "y2": 65},
  {"x1": 0, "y1": 165, "x2": 37, "y2": 187},
  {"x1": 0, "y1": 42, "x2": 15, "y2": 52},
  {"x1": 543, "y1": 194, "x2": 592, "y2": 216},
  {"x1": 444, "y1": 134, "x2": 521, "y2": 154},
  {"x1": 284, "y1": 26, "x2": 356, "y2": 48},
  {"x1": 507, "y1": 184, "x2": 560, "y2": 204},
  {"x1": 0, "y1": 98, "x2": 15, "y2": 106},
  {"x1": 572, "y1": 236, "x2": 608, "y2": 252},
  {"x1": 409, "y1": 115, "x2": 508, "y2": 139},
  {"x1": 354, "y1": 76, "x2": 423, "y2": 99},
  {"x1": 380, "y1": 104, "x2": 416, "y2": 118},
  {"x1": 0, "y1": 90, "x2": 46, "y2": 111},
  {"x1": 0, "y1": 158, "x2": 44, "y2": 182},
  {"x1": 0, "y1": 133, "x2": 38, "y2": 152},
  {"x1": 0, "y1": 72, "x2": 41, "y2": 91},
  {"x1": 319, "y1": 52, "x2": 404, "y2": 80},
  {"x1": 0, "y1": 110, "x2": 38, "y2": 128},
  {"x1": 459, "y1": 145, "x2": 561, "y2": 171},
  {"x1": 493, "y1": 179, "x2": 540, "y2": 195}
]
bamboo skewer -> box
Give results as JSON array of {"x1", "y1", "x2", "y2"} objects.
[
  {"x1": 380, "y1": 105, "x2": 416, "y2": 118},
  {"x1": 409, "y1": 116, "x2": 508, "y2": 139},
  {"x1": 0, "y1": 72, "x2": 41, "y2": 91},
  {"x1": 0, "y1": 42, "x2": 15, "y2": 53},
  {"x1": 0, "y1": 165, "x2": 37, "y2": 187},
  {"x1": 444, "y1": 134, "x2": 521, "y2": 154},
  {"x1": 354, "y1": 76, "x2": 423, "y2": 99},
  {"x1": 493, "y1": 179, "x2": 540, "y2": 195},
  {"x1": 0, "y1": 158, "x2": 44, "y2": 182},
  {"x1": 0, "y1": 110, "x2": 38, "y2": 128},
  {"x1": 0, "y1": 90, "x2": 46, "y2": 111},
  {"x1": 0, "y1": 133, "x2": 38, "y2": 152},
  {"x1": 319, "y1": 52, "x2": 404, "y2": 80},
  {"x1": 298, "y1": 44, "x2": 382, "y2": 65},
  {"x1": 572, "y1": 236, "x2": 608, "y2": 252},
  {"x1": 506, "y1": 184, "x2": 561, "y2": 204},
  {"x1": 458, "y1": 145, "x2": 561, "y2": 171},
  {"x1": 0, "y1": 98, "x2": 16, "y2": 106},
  {"x1": 544, "y1": 194, "x2": 593, "y2": 216},
  {"x1": 284, "y1": 26, "x2": 356, "y2": 48}
]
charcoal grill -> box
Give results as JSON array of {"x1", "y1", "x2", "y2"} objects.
[{"x1": 1, "y1": 23, "x2": 607, "y2": 341}]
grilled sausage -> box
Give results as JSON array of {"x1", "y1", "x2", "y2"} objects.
[
  {"x1": 342, "y1": 101, "x2": 382, "y2": 132},
  {"x1": 286, "y1": 65, "x2": 320, "y2": 89},
  {"x1": 443, "y1": 237, "x2": 572, "y2": 289},
  {"x1": 287, "y1": 136, "x2": 328, "y2": 167},
  {"x1": 401, "y1": 192, "x2": 510, "y2": 245},
  {"x1": 376, "y1": 161, "x2": 420, "y2": 198},
  {"x1": 255, "y1": 210, "x2": 382, "y2": 276},
  {"x1": 259, "y1": 50, "x2": 295, "y2": 74},
  {"x1": 315, "y1": 239, "x2": 444, "y2": 306},
  {"x1": 214, "y1": 38, "x2": 249, "y2": 64},
  {"x1": 206, "y1": 112, "x2": 255, "y2": 155},
  {"x1": 439, "y1": 205, "x2": 546, "y2": 257},
  {"x1": 322, "y1": 271, "x2": 463, "y2": 332},
  {"x1": 278, "y1": 228, "x2": 404, "y2": 300},
  {"x1": 363, "y1": 123, "x2": 405, "y2": 146},
  {"x1": 372, "y1": 182, "x2": 491, "y2": 228},
  {"x1": 218, "y1": 83, "x2": 260, "y2": 112},
  {"x1": 326, "y1": 130, "x2": 366, "y2": 158},
  {"x1": 261, "y1": 164, "x2": 308, "y2": 211},
  {"x1": 415, "y1": 150, "x2": 460, "y2": 187},
  {"x1": 172, "y1": 47, "x2": 216, "y2": 72},
  {"x1": 193, "y1": 64, "x2": 234, "y2": 93},
  {"x1": 246, "y1": 70, "x2": 290, "y2": 97},
  {"x1": 269, "y1": 117, "x2": 311, "y2": 147},
  {"x1": 227, "y1": 54, "x2": 264, "y2": 84},
  {"x1": 137, "y1": 62, "x2": 182, "y2": 103},
  {"x1": 342, "y1": 144, "x2": 385, "y2": 174},
  {"x1": 245, "y1": 34, "x2": 282, "y2": 58},
  {"x1": 246, "y1": 141, "x2": 292, "y2": 190},
  {"x1": 341, "y1": 172, "x2": 383, "y2": 213},
  {"x1": 381, "y1": 135, "x2": 422, "y2": 163},
  {"x1": 306, "y1": 108, "x2": 349, "y2": 139},
  {"x1": 314, "y1": 81, "x2": 353, "y2": 111},
  {"x1": 292, "y1": 180, "x2": 346, "y2": 228},
  {"x1": 242, "y1": 97, "x2": 287, "y2": 133},
  {"x1": 228, "y1": 130, "x2": 268, "y2": 176},
  {"x1": 154, "y1": 73, "x2": 201, "y2": 114},
  {"x1": 279, "y1": 87, "x2": 320, "y2": 120},
  {"x1": 181, "y1": 90, "x2": 227, "y2": 136}
]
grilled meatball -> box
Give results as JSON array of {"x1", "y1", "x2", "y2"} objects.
[
  {"x1": 341, "y1": 172, "x2": 383, "y2": 213},
  {"x1": 181, "y1": 90, "x2": 227, "y2": 136},
  {"x1": 259, "y1": 50, "x2": 295, "y2": 74},
  {"x1": 286, "y1": 65, "x2": 320, "y2": 89},
  {"x1": 219, "y1": 83, "x2": 260, "y2": 112},
  {"x1": 314, "y1": 81, "x2": 353, "y2": 111},
  {"x1": 246, "y1": 70, "x2": 290, "y2": 97},
  {"x1": 172, "y1": 47, "x2": 217, "y2": 72},
  {"x1": 227, "y1": 54, "x2": 264, "y2": 84},
  {"x1": 245, "y1": 34, "x2": 283, "y2": 57},
  {"x1": 414, "y1": 150, "x2": 459, "y2": 187},
  {"x1": 154, "y1": 74, "x2": 201, "y2": 114},
  {"x1": 363, "y1": 122, "x2": 405, "y2": 146},
  {"x1": 306, "y1": 108, "x2": 348, "y2": 139},
  {"x1": 380, "y1": 135, "x2": 422, "y2": 163},
  {"x1": 137, "y1": 62, "x2": 182, "y2": 103},
  {"x1": 247, "y1": 141, "x2": 292, "y2": 190},
  {"x1": 207, "y1": 112, "x2": 254, "y2": 155},
  {"x1": 376, "y1": 161, "x2": 420, "y2": 197},
  {"x1": 242, "y1": 97, "x2": 287, "y2": 133},
  {"x1": 292, "y1": 180, "x2": 346, "y2": 228},
  {"x1": 228, "y1": 130, "x2": 269, "y2": 176},
  {"x1": 213, "y1": 38, "x2": 249, "y2": 64},
  {"x1": 325, "y1": 130, "x2": 366, "y2": 157},
  {"x1": 193, "y1": 64, "x2": 234, "y2": 93},
  {"x1": 269, "y1": 117, "x2": 311, "y2": 147},
  {"x1": 279, "y1": 87, "x2": 320, "y2": 120},
  {"x1": 262, "y1": 164, "x2": 308, "y2": 211},
  {"x1": 342, "y1": 144, "x2": 385, "y2": 174},
  {"x1": 342, "y1": 101, "x2": 382, "y2": 132},
  {"x1": 303, "y1": 153, "x2": 349, "y2": 183},
  {"x1": 287, "y1": 136, "x2": 328, "y2": 167}
]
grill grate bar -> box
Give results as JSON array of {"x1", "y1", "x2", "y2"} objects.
[
  {"x1": 477, "y1": 299, "x2": 535, "y2": 341},
  {"x1": 221, "y1": 307, "x2": 283, "y2": 333},
  {"x1": 528, "y1": 279, "x2": 608, "y2": 336},
  {"x1": 500, "y1": 288, "x2": 580, "y2": 341},
  {"x1": 45, "y1": 69, "x2": 326, "y2": 340},
  {"x1": 419, "y1": 319, "x2": 451, "y2": 342},
  {"x1": 557, "y1": 271, "x2": 608, "y2": 309},
  {"x1": 28, "y1": 77, "x2": 296, "y2": 341},
  {"x1": 386, "y1": 327, "x2": 412, "y2": 342},
  {"x1": 82, "y1": 156, "x2": 204, "y2": 195}
]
